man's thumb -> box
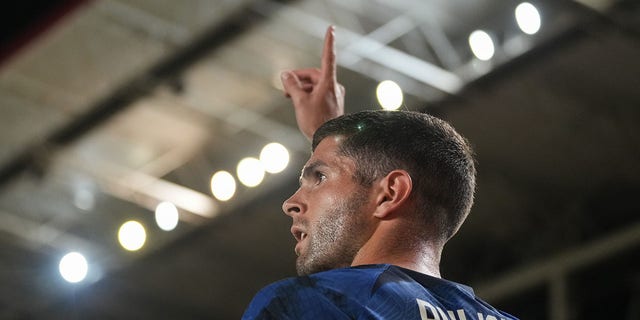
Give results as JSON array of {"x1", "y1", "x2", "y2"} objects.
[{"x1": 281, "y1": 71, "x2": 303, "y2": 98}]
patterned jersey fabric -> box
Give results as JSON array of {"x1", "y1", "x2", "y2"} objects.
[{"x1": 243, "y1": 264, "x2": 517, "y2": 320}]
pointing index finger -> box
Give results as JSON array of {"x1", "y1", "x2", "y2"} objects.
[{"x1": 320, "y1": 25, "x2": 337, "y2": 83}]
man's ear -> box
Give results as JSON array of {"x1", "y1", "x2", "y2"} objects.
[{"x1": 373, "y1": 170, "x2": 413, "y2": 219}]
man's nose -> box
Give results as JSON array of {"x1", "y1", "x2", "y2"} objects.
[{"x1": 282, "y1": 190, "x2": 303, "y2": 217}]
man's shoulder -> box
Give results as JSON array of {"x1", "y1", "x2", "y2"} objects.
[
  {"x1": 242, "y1": 265, "x2": 391, "y2": 319},
  {"x1": 258, "y1": 264, "x2": 390, "y2": 300},
  {"x1": 243, "y1": 265, "x2": 519, "y2": 320},
  {"x1": 309, "y1": 263, "x2": 391, "y2": 288}
]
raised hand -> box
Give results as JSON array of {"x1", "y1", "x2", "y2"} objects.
[{"x1": 281, "y1": 25, "x2": 345, "y2": 141}]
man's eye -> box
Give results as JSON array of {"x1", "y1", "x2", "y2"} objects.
[{"x1": 315, "y1": 172, "x2": 326, "y2": 183}]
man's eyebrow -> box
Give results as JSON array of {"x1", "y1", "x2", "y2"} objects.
[{"x1": 299, "y1": 160, "x2": 328, "y2": 185}]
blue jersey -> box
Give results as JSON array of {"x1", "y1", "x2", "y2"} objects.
[{"x1": 243, "y1": 264, "x2": 517, "y2": 320}]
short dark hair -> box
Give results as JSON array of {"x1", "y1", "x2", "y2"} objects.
[{"x1": 312, "y1": 110, "x2": 476, "y2": 241}]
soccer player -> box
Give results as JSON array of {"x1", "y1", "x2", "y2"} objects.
[{"x1": 242, "y1": 26, "x2": 517, "y2": 320}]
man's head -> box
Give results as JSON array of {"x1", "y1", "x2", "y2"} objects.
[
  {"x1": 313, "y1": 110, "x2": 476, "y2": 243},
  {"x1": 283, "y1": 110, "x2": 476, "y2": 275},
  {"x1": 283, "y1": 135, "x2": 378, "y2": 275}
]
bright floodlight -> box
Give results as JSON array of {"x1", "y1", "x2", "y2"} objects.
[
  {"x1": 515, "y1": 2, "x2": 541, "y2": 35},
  {"x1": 376, "y1": 80, "x2": 404, "y2": 110},
  {"x1": 59, "y1": 252, "x2": 88, "y2": 283},
  {"x1": 210, "y1": 170, "x2": 236, "y2": 201},
  {"x1": 118, "y1": 220, "x2": 146, "y2": 251},
  {"x1": 260, "y1": 143, "x2": 290, "y2": 174},
  {"x1": 468, "y1": 30, "x2": 495, "y2": 61},
  {"x1": 237, "y1": 157, "x2": 265, "y2": 187},
  {"x1": 155, "y1": 201, "x2": 179, "y2": 231}
]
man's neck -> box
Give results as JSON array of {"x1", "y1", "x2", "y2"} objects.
[{"x1": 350, "y1": 223, "x2": 443, "y2": 278}]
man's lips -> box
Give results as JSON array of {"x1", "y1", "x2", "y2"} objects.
[
  {"x1": 291, "y1": 226, "x2": 308, "y2": 256},
  {"x1": 291, "y1": 226, "x2": 308, "y2": 242}
]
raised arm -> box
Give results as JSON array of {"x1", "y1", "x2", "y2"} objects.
[{"x1": 280, "y1": 26, "x2": 345, "y2": 141}]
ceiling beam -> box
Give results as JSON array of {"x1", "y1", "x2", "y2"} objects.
[
  {"x1": 162, "y1": 94, "x2": 309, "y2": 154},
  {"x1": 574, "y1": 0, "x2": 619, "y2": 11},
  {"x1": 474, "y1": 221, "x2": 640, "y2": 301},
  {"x1": 57, "y1": 152, "x2": 218, "y2": 221},
  {"x1": 0, "y1": 208, "x2": 107, "y2": 256},
  {"x1": 252, "y1": 0, "x2": 464, "y2": 94},
  {"x1": 95, "y1": 0, "x2": 190, "y2": 46}
]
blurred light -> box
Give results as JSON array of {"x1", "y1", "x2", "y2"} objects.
[
  {"x1": 210, "y1": 171, "x2": 236, "y2": 201},
  {"x1": 73, "y1": 188, "x2": 95, "y2": 211},
  {"x1": 118, "y1": 220, "x2": 146, "y2": 251},
  {"x1": 59, "y1": 252, "x2": 88, "y2": 283},
  {"x1": 260, "y1": 143, "x2": 290, "y2": 174},
  {"x1": 468, "y1": 30, "x2": 495, "y2": 61},
  {"x1": 515, "y1": 2, "x2": 541, "y2": 35},
  {"x1": 237, "y1": 157, "x2": 265, "y2": 187},
  {"x1": 155, "y1": 201, "x2": 179, "y2": 231},
  {"x1": 376, "y1": 80, "x2": 404, "y2": 110}
]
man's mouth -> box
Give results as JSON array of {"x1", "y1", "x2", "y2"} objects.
[
  {"x1": 291, "y1": 227, "x2": 307, "y2": 242},
  {"x1": 292, "y1": 228, "x2": 308, "y2": 256}
]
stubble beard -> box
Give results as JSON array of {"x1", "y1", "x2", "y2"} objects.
[{"x1": 295, "y1": 189, "x2": 369, "y2": 276}]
